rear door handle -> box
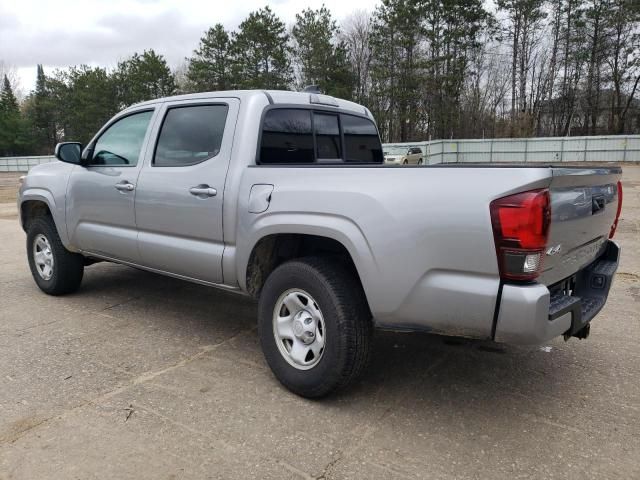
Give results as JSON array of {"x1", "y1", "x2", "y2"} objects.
[
  {"x1": 189, "y1": 185, "x2": 217, "y2": 198},
  {"x1": 114, "y1": 181, "x2": 135, "y2": 192}
]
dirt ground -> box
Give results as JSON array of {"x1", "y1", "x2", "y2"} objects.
[
  {"x1": 0, "y1": 173, "x2": 20, "y2": 205},
  {"x1": 0, "y1": 167, "x2": 638, "y2": 479}
]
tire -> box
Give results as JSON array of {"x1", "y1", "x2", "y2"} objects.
[
  {"x1": 258, "y1": 257, "x2": 373, "y2": 398},
  {"x1": 402, "y1": 159, "x2": 408, "y2": 165},
  {"x1": 418, "y1": 158, "x2": 423, "y2": 165},
  {"x1": 26, "y1": 216, "x2": 84, "y2": 295}
]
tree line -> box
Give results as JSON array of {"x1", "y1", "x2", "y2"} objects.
[{"x1": 0, "y1": 1, "x2": 638, "y2": 156}]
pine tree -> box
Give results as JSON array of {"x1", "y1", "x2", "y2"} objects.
[
  {"x1": 61, "y1": 66, "x2": 119, "y2": 144},
  {"x1": 231, "y1": 7, "x2": 292, "y2": 89},
  {"x1": 0, "y1": 75, "x2": 27, "y2": 155},
  {"x1": 186, "y1": 24, "x2": 233, "y2": 92},
  {"x1": 115, "y1": 49, "x2": 177, "y2": 107},
  {"x1": 291, "y1": 6, "x2": 354, "y2": 97},
  {"x1": 32, "y1": 64, "x2": 58, "y2": 151},
  {"x1": 370, "y1": 0, "x2": 425, "y2": 141}
]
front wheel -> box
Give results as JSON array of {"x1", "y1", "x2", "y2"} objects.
[
  {"x1": 258, "y1": 257, "x2": 373, "y2": 398},
  {"x1": 26, "y1": 216, "x2": 84, "y2": 295}
]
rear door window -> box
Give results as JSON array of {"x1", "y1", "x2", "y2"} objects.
[
  {"x1": 154, "y1": 104, "x2": 228, "y2": 167},
  {"x1": 260, "y1": 109, "x2": 314, "y2": 164},
  {"x1": 341, "y1": 115, "x2": 383, "y2": 163}
]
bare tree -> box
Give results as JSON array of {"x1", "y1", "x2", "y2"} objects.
[{"x1": 340, "y1": 10, "x2": 373, "y2": 104}]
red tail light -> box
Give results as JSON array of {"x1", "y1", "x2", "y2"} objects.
[
  {"x1": 490, "y1": 189, "x2": 551, "y2": 282},
  {"x1": 609, "y1": 180, "x2": 623, "y2": 239}
]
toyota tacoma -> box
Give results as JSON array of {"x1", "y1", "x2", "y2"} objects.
[{"x1": 18, "y1": 90, "x2": 622, "y2": 397}]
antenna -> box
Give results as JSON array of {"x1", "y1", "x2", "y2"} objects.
[{"x1": 302, "y1": 85, "x2": 322, "y2": 94}]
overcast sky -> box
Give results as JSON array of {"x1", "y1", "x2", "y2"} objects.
[{"x1": 0, "y1": 0, "x2": 379, "y2": 94}]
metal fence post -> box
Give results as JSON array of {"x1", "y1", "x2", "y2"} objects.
[
  {"x1": 489, "y1": 138, "x2": 494, "y2": 163},
  {"x1": 584, "y1": 137, "x2": 588, "y2": 162},
  {"x1": 622, "y1": 137, "x2": 628, "y2": 163}
]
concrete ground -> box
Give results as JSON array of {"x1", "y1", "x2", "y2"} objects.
[{"x1": 1, "y1": 167, "x2": 639, "y2": 480}]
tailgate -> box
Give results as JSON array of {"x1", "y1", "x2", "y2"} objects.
[{"x1": 538, "y1": 166, "x2": 622, "y2": 286}]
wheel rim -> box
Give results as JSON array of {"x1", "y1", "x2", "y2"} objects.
[
  {"x1": 272, "y1": 289, "x2": 326, "y2": 370},
  {"x1": 33, "y1": 234, "x2": 54, "y2": 280}
]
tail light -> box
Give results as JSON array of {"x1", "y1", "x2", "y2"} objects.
[
  {"x1": 609, "y1": 180, "x2": 623, "y2": 239},
  {"x1": 490, "y1": 189, "x2": 551, "y2": 282}
]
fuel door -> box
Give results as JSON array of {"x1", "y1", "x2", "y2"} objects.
[{"x1": 249, "y1": 184, "x2": 274, "y2": 214}]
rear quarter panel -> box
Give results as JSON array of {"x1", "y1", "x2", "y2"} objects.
[{"x1": 233, "y1": 165, "x2": 553, "y2": 338}]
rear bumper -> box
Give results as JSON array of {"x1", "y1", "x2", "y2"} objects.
[{"x1": 494, "y1": 240, "x2": 620, "y2": 345}]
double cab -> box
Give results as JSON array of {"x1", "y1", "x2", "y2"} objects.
[{"x1": 18, "y1": 90, "x2": 622, "y2": 397}]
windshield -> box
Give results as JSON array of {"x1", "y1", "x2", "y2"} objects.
[{"x1": 383, "y1": 146, "x2": 407, "y2": 156}]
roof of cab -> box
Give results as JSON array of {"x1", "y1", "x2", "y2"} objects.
[{"x1": 124, "y1": 89, "x2": 371, "y2": 117}]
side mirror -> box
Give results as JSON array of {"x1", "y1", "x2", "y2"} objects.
[{"x1": 54, "y1": 142, "x2": 83, "y2": 165}]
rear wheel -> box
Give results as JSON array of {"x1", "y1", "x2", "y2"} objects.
[
  {"x1": 417, "y1": 158, "x2": 423, "y2": 165},
  {"x1": 26, "y1": 216, "x2": 84, "y2": 295},
  {"x1": 258, "y1": 257, "x2": 372, "y2": 398}
]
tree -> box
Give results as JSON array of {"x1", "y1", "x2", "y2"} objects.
[
  {"x1": 186, "y1": 24, "x2": 233, "y2": 92},
  {"x1": 496, "y1": 0, "x2": 547, "y2": 136},
  {"x1": 0, "y1": 75, "x2": 29, "y2": 155},
  {"x1": 370, "y1": 0, "x2": 425, "y2": 141},
  {"x1": 340, "y1": 11, "x2": 373, "y2": 104},
  {"x1": 291, "y1": 6, "x2": 354, "y2": 98},
  {"x1": 30, "y1": 64, "x2": 59, "y2": 152},
  {"x1": 424, "y1": 0, "x2": 493, "y2": 138},
  {"x1": 58, "y1": 66, "x2": 119, "y2": 144},
  {"x1": 605, "y1": 0, "x2": 639, "y2": 133},
  {"x1": 231, "y1": 7, "x2": 292, "y2": 89},
  {"x1": 115, "y1": 49, "x2": 176, "y2": 107},
  {"x1": 0, "y1": 61, "x2": 22, "y2": 101}
]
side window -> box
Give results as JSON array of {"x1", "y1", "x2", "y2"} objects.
[
  {"x1": 314, "y1": 113, "x2": 341, "y2": 160},
  {"x1": 260, "y1": 109, "x2": 314, "y2": 164},
  {"x1": 341, "y1": 115, "x2": 383, "y2": 163},
  {"x1": 91, "y1": 110, "x2": 153, "y2": 166},
  {"x1": 154, "y1": 104, "x2": 229, "y2": 167}
]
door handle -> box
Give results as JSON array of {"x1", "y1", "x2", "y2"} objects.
[
  {"x1": 189, "y1": 185, "x2": 217, "y2": 198},
  {"x1": 114, "y1": 181, "x2": 135, "y2": 192}
]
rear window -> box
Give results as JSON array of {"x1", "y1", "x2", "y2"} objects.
[
  {"x1": 258, "y1": 108, "x2": 382, "y2": 165},
  {"x1": 314, "y1": 113, "x2": 341, "y2": 160}
]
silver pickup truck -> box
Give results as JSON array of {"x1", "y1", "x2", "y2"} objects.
[{"x1": 18, "y1": 90, "x2": 622, "y2": 397}]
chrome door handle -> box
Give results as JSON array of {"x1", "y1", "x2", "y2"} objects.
[
  {"x1": 114, "y1": 181, "x2": 135, "y2": 192},
  {"x1": 189, "y1": 185, "x2": 217, "y2": 197}
]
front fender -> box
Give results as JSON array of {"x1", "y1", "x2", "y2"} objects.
[{"x1": 19, "y1": 188, "x2": 70, "y2": 247}]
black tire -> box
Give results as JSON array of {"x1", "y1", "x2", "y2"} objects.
[
  {"x1": 402, "y1": 159, "x2": 408, "y2": 165},
  {"x1": 26, "y1": 216, "x2": 84, "y2": 295},
  {"x1": 418, "y1": 158, "x2": 423, "y2": 165},
  {"x1": 258, "y1": 257, "x2": 373, "y2": 398}
]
